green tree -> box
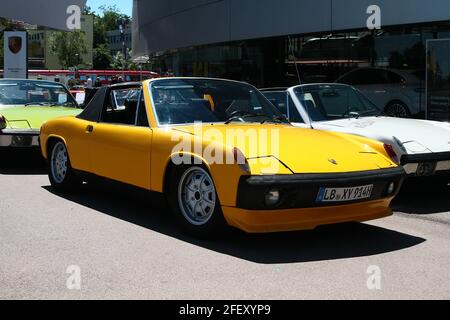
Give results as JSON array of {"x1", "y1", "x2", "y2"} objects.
[
  {"x1": 93, "y1": 44, "x2": 113, "y2": 69},
  {"x1": 99, "y1": 5, "x2": 130, "y2": 31},
  {"x1": 93, "y1": 19, "x2": 107, "y2": 47},
  {"x1": 91, "y1": 5, "x2": 132, "y2": 68},
  {"x1": 82, "y1": 5, "x2": 94, "y2": 15},
  {"x1": 49, "y1": 30, "x2": 88, "y2": 69},
  {"x1": 111, "y1": 51, "x2": 137, "y2": 70}
]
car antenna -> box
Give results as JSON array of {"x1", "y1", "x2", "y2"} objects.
[{"x1": 288, "y1": 35, "x2": 314, "y2": 129}]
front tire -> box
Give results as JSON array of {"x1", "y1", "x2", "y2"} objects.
[
  {"x1": 48, "y1": 141, "x2": 81, "y2": 191},
  {"x1": 168, "y1": 165, "x2": 227, "y2": 237}
]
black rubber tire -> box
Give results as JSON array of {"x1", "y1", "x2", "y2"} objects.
[
  {"x1": 47, "y1": 140, "x2": 82, "y2": 192},
  {"x1": 385, "y1": 101, "x2": 411, "y2": 118},
  {"x1": 167, "y1": 165, "x2": 227, "y2": 238}
]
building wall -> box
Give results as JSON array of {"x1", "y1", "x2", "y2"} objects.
[
  {"x1": 106, "y1": 28, "x2": 132, "y2": 56},
  {"x1": 133, "y1": 0, "x2": 450, "y2": 56},
  {"x1": 28, "y1": 14, "x2": 94, "y2": 70},
  {"x1": 1, "y1": 0, "x2": 86, "y2": 31}
]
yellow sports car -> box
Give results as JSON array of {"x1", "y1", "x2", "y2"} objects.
[{"x1": 39, "y1": 78, "x2": 405, "y2": 236}]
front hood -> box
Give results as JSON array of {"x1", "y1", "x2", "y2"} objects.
[
  {"x1": 173, "y1": 124, "x2": 396, "y2": 174},
  {"x1": 0, "y1": 105, "x2": 81, "y2": 130},
  {"x1": 317, "y1": 117, "x2": 450, "y2": 154}
]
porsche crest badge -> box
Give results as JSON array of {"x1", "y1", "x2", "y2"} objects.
[{"x1": 8, "y1": 36, "x2": 23, "y2": 55}]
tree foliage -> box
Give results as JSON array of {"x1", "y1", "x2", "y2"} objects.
[
  {"x1": 93, "y1": 44, "x2": 113, "y2": 70},
  {"x1": 49, "y1": 30, "x2": 88, "y2": 69},
  {"x1": 90, "y1": 5, "x2": 133, "y2": 69},
  {"x1": 111, "y1": 51, "x2": 137, "y2": 71},
  {"x1": 98, "y1": 5, "x2": 131, "y2": 32}
]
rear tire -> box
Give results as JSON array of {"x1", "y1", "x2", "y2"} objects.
[
  {"x1": 168, "y1": 165, "x2": 227, "y2": 238},
  {"x1": 385, "y1": 101, "x2": 410, "y2": 118},
  {"x1": 48, "y1": 141, "x2": 81, "y2": 191}
]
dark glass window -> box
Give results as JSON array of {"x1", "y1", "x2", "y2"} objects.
[
  {"x1": 262, "y1": 91, "x2": 304, "y2": 123},
  {"x1": 101, "y1": 88, "x2": 141, "y2": 125},
  {"x1": 386, "y1": 71, "x2": 406, "y2": 84},
  {"x1": 136, "y1": 92, "x2": 149, "y2": 127}
]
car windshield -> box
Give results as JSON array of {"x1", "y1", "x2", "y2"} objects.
[
  {"x1": 0, "y1": 80, "x2": 78, "y2": 108},
  {"x1": 150, "y1": 78, "x2": 288, "y2": 125},
  {"x1": 293, "y1": 84, "x2": 381, "y2": 121}
]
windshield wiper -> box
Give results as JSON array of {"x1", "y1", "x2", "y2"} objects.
[
  {"x1": 24, "y1": 102, "x2": 52, "y2": 107},
  {"x1": 224, "y1": 111, "x2": 271, "y2": 124},
  {"x1": 48, "y1": 102, "x2": 77, "y2": 108},
  {"x1": 343, "y1": 110, "x2": 378, "y2": 119},
  {"x1": 24, "y1": 102, "x2": 76, "y2": 108},
  {"x1": 260, "y1": 115, "x2": 288, "y2": 124}
]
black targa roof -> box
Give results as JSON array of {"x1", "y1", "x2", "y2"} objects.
[{"x1": 77, "y1": 82, "x2": 142, "y2": 122}]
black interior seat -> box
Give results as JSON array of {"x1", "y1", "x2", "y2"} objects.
[{"x1": 124, "y1": 99, "x2": 139, "y2": 124}]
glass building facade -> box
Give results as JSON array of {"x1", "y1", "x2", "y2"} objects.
[{"x1": 133, "y1": 1, "x2": 450, "y2": 122}]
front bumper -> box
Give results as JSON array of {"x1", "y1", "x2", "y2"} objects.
[
  {"x1": 0, "y1": 130, "x2": 40, "y2": 148},
  {"x1": 224, "y1": 167, "x2": 405, "y2": 233},
  {"x1": 236, "y1": 167, "x2": 405, "y2": 210},
  {"x1": 223, "y1": 199, "x2": 393, "y2": 233},
  {"x1": 401, "y1": 152, "x2": 450, "y2": 176}
]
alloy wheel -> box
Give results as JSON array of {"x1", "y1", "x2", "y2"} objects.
[{"x1": 178, "y1": 167, "x2": 217, "y2": 226}]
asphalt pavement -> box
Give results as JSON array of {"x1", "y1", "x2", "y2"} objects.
[{"x1": 0, "y1": 149, "x2": 449, "y2": 300}]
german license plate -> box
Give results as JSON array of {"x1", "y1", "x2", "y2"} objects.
[{"x1": 316, "y1": 185, "x2": 374, "y2": 203}]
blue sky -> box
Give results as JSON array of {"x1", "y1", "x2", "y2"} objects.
[{"x1": 86, "y1": 0, "x2": 133, "y2": 16}]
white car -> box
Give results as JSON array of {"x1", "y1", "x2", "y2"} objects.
[
  {"x1": 262, "y1": 84, "x2": 450, "y2": 180},
  {"x1": 335, "y1": 68, "x2": 424, "y2": 118}
]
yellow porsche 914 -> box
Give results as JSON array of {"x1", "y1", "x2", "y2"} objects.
[{"x1": 39, "y1": 78, "x2": 405, "y2": 236}]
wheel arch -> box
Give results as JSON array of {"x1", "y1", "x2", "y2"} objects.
[
  {"x1": 162, "y1": 152, "x2": 213, "y2": 196},
  {"x1": 44, "y1": 135, "x2": 68, "y2": 160}
]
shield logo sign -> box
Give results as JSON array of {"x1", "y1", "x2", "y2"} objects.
[{"x1": 8, "y1": 36, "x2": 23, "y2": 54}]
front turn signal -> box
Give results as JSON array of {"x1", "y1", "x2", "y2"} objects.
[
  {"x1": 233, "y1": 147, "x2": 251, "y2": 174},
  {"x1": 384, "y1": 144, "x2": 399, "y2": 164}
]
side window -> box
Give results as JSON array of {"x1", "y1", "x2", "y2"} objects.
[
  {"x1": 339, "y1": 70, "x2": 364, "y2": 85},
  {"x1": 355, "y1": 70, "x2": 376, "y2": 85},
  {"x1": 100, "y1": 88, "x2": 141, "y2": 125},
  {"x1": 340, "y1": 69, "x2": 386, "y2": 86},
  {"x1": 264, "y1": 91, "x2": 305, "y2": 123},
  {"x1": 372, "y1": 69, "x2": 389, "y2": 84},
  {"x1": 136, "y1": 91, "x2": 150, "y2": 127},
  {"x1": 263, "y1": 92, "x2": 288, "y2": 115},
  {"x1": 387, "y1": 71, "x2": 406, "y2": 84}
]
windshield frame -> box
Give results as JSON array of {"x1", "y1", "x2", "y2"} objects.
[
  {"x1": 148, "y1": 77, "x2": 288, "y2": 127},
  {"x1": 0, "y1": 79, "x2": 79, "y2": 108},
  {"x1": 288, "y1": 83, "x2": 381, "y2": 124}
]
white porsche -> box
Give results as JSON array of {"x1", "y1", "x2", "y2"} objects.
[{"x1": 262, "y1": 84, "x2": 450, "y2": 180}]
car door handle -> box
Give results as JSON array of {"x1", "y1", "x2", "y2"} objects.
[{"x1": 86, "y1": 125, "x2": 94, "y2": 133}]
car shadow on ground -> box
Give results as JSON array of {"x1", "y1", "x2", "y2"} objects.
[
  {"x1": 43, "y1": 182, "x2": 426, "y2": 264},
  {"x1": 391, "y1": 179, "x2": 450, "y2": 215},
  {"x1": 0, "y1": 149, "x2": 46, "y2": 175}
]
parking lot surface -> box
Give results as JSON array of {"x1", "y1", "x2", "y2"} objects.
[{"x1": 0, "y1": 151, "x2": 449, "y2": 300}]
